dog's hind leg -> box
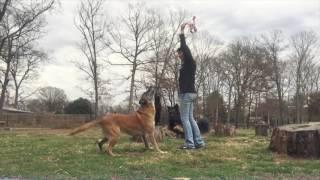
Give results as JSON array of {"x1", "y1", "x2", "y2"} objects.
[
  {"x1": 142, "y1": 135, "x2": 150, "y2": 149},
  {"x1": 97, "y1": 137, "x2": 108, "y2": 152}
]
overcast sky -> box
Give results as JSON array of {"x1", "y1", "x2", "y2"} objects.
[{"x1": 34, "y1": 0, "x2": 320, "y2": 104}]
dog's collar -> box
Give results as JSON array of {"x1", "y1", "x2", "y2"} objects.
[
  {"x1": 136, "y1": 107, "x2": 152, "y2": 117},
  {"x1": 136, "y1": 109, "x2": 146, "y2": 115}
]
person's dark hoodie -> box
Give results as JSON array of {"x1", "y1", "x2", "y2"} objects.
[{"x1": 178, "y1": 34, "x2": 196, "y2": 94}]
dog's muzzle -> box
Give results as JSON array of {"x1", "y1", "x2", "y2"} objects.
[{"x1": 139, "y1": 87, "x2": 156, "y2": 105}]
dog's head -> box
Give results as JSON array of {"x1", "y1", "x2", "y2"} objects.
[{"x1": 139, "y1": 86, "x2": 155, "y2": 106}]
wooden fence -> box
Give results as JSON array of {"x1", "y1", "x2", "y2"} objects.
[{"x1": 0, "y1": 113, "x2": 92, "y2": 129}]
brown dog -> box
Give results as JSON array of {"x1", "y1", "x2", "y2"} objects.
[{"x1": 69, "y1": 87, "x2": 165, "y2": 156}]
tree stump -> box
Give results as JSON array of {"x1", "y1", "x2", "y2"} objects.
[
  {"x1": 255, "y1": 121, "x2": 269, "y2": 136},
  {"x1": 269, "y1": 122, "x2": 320, "y2": 158},
  {"x1": 214, "y1": 124, "x2": 236, "y2": 136}
]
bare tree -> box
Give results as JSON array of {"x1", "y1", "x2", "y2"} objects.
[
  {"x1": 0, "y1": 0, "x2": 55, "y2": 110},
  {"x1": 37, "y1": 86, "x2": 67, "y2": 113},
  {"x1": 290, "y1": 31, "x2": 317, "y2": 123},
  {"x1": 9, "y1": 5, "x2": 48, "y2": 108},
  {"x1": 10, "y1": 47, "x2": 46, "y2": 108},
  {"x1": 191, "y1": 31, "x2": 221, "y2": 119},
  {"x1": 0, "y1": 35, "x2": 14, "y2": 109},
  {"x1": 260, "y1": 30, "x2": 288, "y2": 124},
  {"x1": 216, "y1": 53, "x2": 235, "y2": 124},
  {"x1": 315, "y1": 66, "x2": 320, "y2": 92},
  {"x1": 74, "y1": 0, "x2": 107, "y2": 117},
  {"x1": 0, "y1": 0, "x2": 10, "y2": 23},
  {"x1": 165, "y1": 55, "x2": 180, "y2": 105},
  {"x1": 147, "y1": 10, "x2": 167, "y2": 90},
  {"x1": 26, "y1": 98, "x2": 44, "y2": 112},
  {"x1": 0, "y1": 0, "x2": 55, "y2": 55},
  {"x1": 141, "y1": 9, "x2": 188, "y2": 106},
  {"x1": 299, "y1": 58, "x2": 320, "y2": 122},
  {"x1": 106, "y1": 3, "x2": 154, "y2": 111},
  {"x1": 158, "y1": 10, "x2": 187, "y2": 91},
  {"x1": 222, "y1": 37, "x2": 273, "y2": 127}
]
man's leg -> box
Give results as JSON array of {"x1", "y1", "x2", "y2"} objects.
[
  {"x1": 189, "y1": 100, "x2": 205, "y2": 147},
  {"x1": 179, "y1": 94, "x2": 195, "y2": 148}
]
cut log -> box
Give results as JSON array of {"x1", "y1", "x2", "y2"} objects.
[
  {"x1": 214, "y1": 124, "x2": 236, "y2": 136},
  {"x1": 269, "y1": 122, "x2": 320, "y2": 158},
  {"x1": 255, "y1": 121, "x2": 269, "y2": 136},
  {"x1": 0, "y1": 120, "x2": 6, "y2": 127}
]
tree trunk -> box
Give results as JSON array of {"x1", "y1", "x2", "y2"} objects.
[
  {"x1": 0, "y1": 62, "x2": 10, "y2": 110},
  {"x1": 255, "y1": 121, "x2": 268, "y2": 136},
  {"x1": 246, "y1": 91, "x2": 253, "y2": 128},
  {"x1": 307, "y1": 94, "x2": 311, "y2": 123},
  {"x1": 202, "y1": 83, "x2": 206, "y2": 117},
  {"x1": 214, "y1": 123, "x2": 236, "y2": 136},
  {"x1": 287, "y1": 93, "x2": 290, "y2": 124},
  {"x1": 0, "y1": 0, "x2": 10, "y2": 23},
  {"x1": 269, "y1": 122, "x2": 320, "y2": 158},
  {"x1": 128, "y1": 64, "x2": 137, "y2": 111},
  {"x1": 296, "y1": 63, "x2": 302, "y2": 124},
  {"x1": 254, "y1": 93, "x2": 259, "y2": 124},
  {"x1": 215, "y1": 102, "x2": 219, "y2": 127},
  {"x1": 0, "y1": 38, "x2": 12, "y2": 110},
  {"x1": 234, "y1": 90, "x2": 241, "y2": 128},
  {"x1": 94, "y1": 75, "x2": 99, "y2": 118},
  {"x1": 276, "y1": 80, "x2": 284, "y2": 125},
  {"x1": 227, "y1": 85, "x2": 232, "y2": 124},
  {"x1": 235, "y1": 101, "x2": 239, "y2": 127},
  {"x1": 14, "y1": 87, "x2": 19, "y2": 108}
]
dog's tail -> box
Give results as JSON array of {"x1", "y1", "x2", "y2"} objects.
[{"x1": 69, "y1": 120, "x2": 101, "y2": 136}]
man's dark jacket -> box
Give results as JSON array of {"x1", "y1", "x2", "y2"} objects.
[{"x1": 178, "y1": 34, "x2": 196, "y2": 94}]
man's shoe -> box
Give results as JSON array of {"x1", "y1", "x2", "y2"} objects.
[
  {"x1": 179, "y1": 145, "x2": 195, "y2": 150},
  {"x1": 195, "y1": 144, "x2": 205, "y2": 149}
]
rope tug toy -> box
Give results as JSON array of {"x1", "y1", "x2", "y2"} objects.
[{"x1": 187, "y1": 16, "x2": 197, "y2": 33}]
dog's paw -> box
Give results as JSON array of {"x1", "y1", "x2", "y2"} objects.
[
  {"x1": 159, "y1": 150, "x2": 167, "y2": 154},
  {"x1": 108, "y1": 152, "x2": 120, "y2": 157}
]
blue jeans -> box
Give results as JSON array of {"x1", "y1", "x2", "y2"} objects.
[{"x1": 179, "y1": 93, "x2": 205, "y2": 148}]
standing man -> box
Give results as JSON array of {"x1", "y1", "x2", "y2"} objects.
[{"x1": 176, "y1": 23, "x2": 205, "y2": 149}]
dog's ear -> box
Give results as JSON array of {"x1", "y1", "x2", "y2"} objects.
[
  {"x1": 174, "y1": 104, "x2": 179, "y2": 111},
  {"x1": 145, "y1": 86, "x2": 151, "y2": 93},
  {"x1": 147, "y1": 86, "x2": 156, "y2": 96},
  {"x1": 139, "y1": 99, "x2": 146, "y2": 105}
]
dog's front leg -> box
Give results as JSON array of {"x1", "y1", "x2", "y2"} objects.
[
  {"x1": 148, "y1": 132, "x2": 166, "y2": 154},
  {"x1": 107, "y1": 137, "x2": 119, "y2": 157}
]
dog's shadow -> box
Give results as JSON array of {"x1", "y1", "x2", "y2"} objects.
[{"x1": 96, "y1": 142, "x2": 158, "y2": 157}]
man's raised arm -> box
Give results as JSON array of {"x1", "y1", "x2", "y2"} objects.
[{"x1": 179, "y1": 23, "x2": 193, "y2": 62}]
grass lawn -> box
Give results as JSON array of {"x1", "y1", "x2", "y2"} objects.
[{"x1": 0, "y1": 128, "x2": 320, "y2": 179}]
